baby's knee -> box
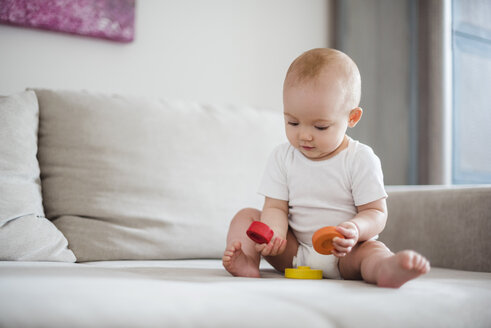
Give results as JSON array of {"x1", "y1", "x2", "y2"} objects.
[
  {"x1": 359, "y1": 240, "x2": 391, "y2": 253},
  {"x1": 231, "y1": 208, "x2": 261, "y2": 223}
]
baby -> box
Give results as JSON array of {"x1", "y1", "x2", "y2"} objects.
[{"x1": 222, "y1": 48, "x2": 430, "y2": 287}]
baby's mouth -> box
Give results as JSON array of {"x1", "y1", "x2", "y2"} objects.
[{"x1": 301, "y1": 145, "x2": 315, "y2": 151}]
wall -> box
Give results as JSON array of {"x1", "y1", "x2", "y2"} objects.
[{"x1": 0, "y1": 0, "x2": 330, "y2": 111}]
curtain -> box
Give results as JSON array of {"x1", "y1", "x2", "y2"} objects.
[
  {"x1": 416, "y1": 0, "x2": 452, "y2": 184},
  {"x1": 333, "y1": 0, "x2": 452, "y2": 185}
]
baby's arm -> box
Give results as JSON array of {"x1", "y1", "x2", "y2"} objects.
[
  {"x1": 332, "y1": 198, "x2": 387, "y2": 257},
  {"x1": 255, "y1": 197, "x2": 289, "y2": 257}
]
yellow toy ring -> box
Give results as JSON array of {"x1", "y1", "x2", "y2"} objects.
[{"x1": 285, "y1": 266, "x2": 323, "y2": 280}]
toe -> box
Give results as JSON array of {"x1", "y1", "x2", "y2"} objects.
[
  {"x1": 422, "y1": 259, "x2": 431, "y2": 273},
  {"x1": 416, "y1": 256, "x2": 428, "y2": 271},
  {"x1": 400, "y1": 252, "x2": 414, "y2": 270}
]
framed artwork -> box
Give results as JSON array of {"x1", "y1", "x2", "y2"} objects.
[{"x1": 0, "y1": 0, "x2": 135, "y2": 42}]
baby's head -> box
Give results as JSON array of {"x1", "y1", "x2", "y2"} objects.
[
  {"x1": 282, "y1": 48, "x2": 363, "y2": 161},
  {"x1": 284, "y1": 48, "x2": 361, "y2": 110}
]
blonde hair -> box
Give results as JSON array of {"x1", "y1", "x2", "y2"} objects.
[{"x1": 284, "y1": 48, "x2": 361, "y2": 109}]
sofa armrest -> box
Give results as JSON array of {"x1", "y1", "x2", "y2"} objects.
[{"x1": 380, "y1": 185, "x2": 491, "y2": 272}]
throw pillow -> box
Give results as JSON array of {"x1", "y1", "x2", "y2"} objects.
[{"x1": 0, "y1": 91, "x2": 75, "y2": 262}]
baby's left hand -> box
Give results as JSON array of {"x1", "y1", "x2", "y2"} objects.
[{"x1": 332, "y1": 221, "x2": 359, "y2": 257}]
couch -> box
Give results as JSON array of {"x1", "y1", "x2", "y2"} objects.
[{"x1": 1, "y1": 90, "x2": 490, "y2": 328}]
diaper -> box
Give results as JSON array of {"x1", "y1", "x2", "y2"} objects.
[{"x1": 292, "y1": 243, "x2": 342, "y2": 279}]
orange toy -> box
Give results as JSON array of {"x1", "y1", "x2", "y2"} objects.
[{"x1": 312, "y1": 226, "x2": 345, "y2": 255}]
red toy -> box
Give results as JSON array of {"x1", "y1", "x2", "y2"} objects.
[{"x1": 246, "y1": 221, "x2": 274, "y2": 244}]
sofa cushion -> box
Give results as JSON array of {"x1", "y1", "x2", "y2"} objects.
[
  {"x1": 0, "y1": 91, "x2": 44, "y2": 221},
  {"x1": 0, "y1": 91, "x2": 75, "y2": 262},
  {"x1": 34, "y1": 89, "x2": 285, "y2": 261},
  {"x1": 1, "y1": 260, "x2": 490, "y2": 327},
  {"x1": 382, "y1": 185, "x2": 491, "y2": 272},
  {"x1": 0, "y1": 214, "x2": 76, "y2": 261}
]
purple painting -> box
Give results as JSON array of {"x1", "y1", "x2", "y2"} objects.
[{"x1": 0, "y1": 0, "x2": 135, "y2": 42}]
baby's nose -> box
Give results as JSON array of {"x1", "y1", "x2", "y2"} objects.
[{"x1": 299, "y1": 129, "x2": 313, "y2": 141}]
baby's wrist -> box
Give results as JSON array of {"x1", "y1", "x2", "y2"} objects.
[
  {"x1": 256, "y1": 220, "x2": 287, "y2": 240},
  {"x1": 348, "y1": 220, "x2": 360, "y2": 239},
  {"x1": 272, "y1": 229, "x2": 287, "y2": 240}
]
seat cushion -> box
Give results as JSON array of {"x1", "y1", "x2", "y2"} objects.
[{"x1": 0, "y1": 260, "x2": 490, "y2": 327}]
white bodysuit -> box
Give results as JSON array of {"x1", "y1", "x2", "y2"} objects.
[{"x1": 258, "y1": 137, "x2": 387, "y2": 278}]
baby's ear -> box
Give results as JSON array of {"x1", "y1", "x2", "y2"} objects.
[{"x1": 348, "y1": 107, "x2": 363, "y2": 127}]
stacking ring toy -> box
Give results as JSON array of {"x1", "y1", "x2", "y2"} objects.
[
  {"x1": 285, "y1": 266, "x2": 323, "y2": 280},
  {"x1": 312, "y1": 226, "x2": 345, "y2": 255},
  {"x1": 246, "y1": 221, "x2": 274, "y2": 244}
]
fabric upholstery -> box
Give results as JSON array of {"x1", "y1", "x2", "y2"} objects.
[
  {"x1": 0, "y1": 91, "x2": 75, "y2": 262},
  {"x1": 0, "y1": 214, "x2": 75, "y2": 261},
  {"x1": 0, "y1": 91, "x2": 44, "y2": 222},
  {"x1": 0, "y1": 260, "x2": 490, "y2": 327},
  {"x1": 381, "y1": 185, "x2": 491, "y2": 272},
  {"x1": 34, "y1": 89, "x2": 285, "y2": 261}
]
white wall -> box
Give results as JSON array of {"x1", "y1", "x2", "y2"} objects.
[{"x1": 0, "y1": 0, "x2": 330, "y2": 110}]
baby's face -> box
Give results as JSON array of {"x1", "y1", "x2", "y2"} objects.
[{"x1": 283, "y1": 73, "x2": 351, "y2": 161}]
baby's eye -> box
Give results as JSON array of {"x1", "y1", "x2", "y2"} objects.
[
  {"x1": 288, "y1": 122, "x2": 299, "y2": 126},
  {"x1": 315, "y1": 126, "x2": 329, "y2": 131}
]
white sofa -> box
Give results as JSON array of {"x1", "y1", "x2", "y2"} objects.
[{"x1": 1, "y1": 90, "x2": 490, "y2": 328}]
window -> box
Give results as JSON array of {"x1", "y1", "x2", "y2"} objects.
[{"x1": 452, "y1": 0, "x2": 491, "y2": 183}]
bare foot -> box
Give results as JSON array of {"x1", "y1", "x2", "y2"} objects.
[
  {"x1": 376, "y1": 250, "x2": 430, "y2": 288},
  {"x1": 222, "y1": 241, "x2": 260, "y2": 278}
]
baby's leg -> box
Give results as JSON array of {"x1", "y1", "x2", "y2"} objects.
[
  {"x1": 222, "y1": 208, "x2": 262, "y2": 278},
  {"x1": 263, "y1": 228, "x2": 299, "y2": 272},
  {"x1": 339, "y1": 240, "x2": 430, "y2": 288}
]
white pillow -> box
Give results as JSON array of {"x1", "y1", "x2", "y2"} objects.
[
  {"x1": 0, "y1": 214, "x2": 76, "y2": 261},
  {"x1": 0, "y1": 91, "x2": 44, "y2": 221},
  {"x1": 0, "y1": 91, "x2": 75, "y2": 262},
  {"x1": 35, "y1": 89, "x2": 285, "y2": 261}
]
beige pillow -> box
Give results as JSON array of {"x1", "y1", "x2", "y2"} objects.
[
  {"x1": 0, "y1": 91, "x2": 75, "y2": 262},
  {"x1": 35, "y1": 89, "x2": 285, "y2": 261}
]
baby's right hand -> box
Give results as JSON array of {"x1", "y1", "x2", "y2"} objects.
[{"x1": 255, "y1": 235, "x2": 287, "y2": 257}]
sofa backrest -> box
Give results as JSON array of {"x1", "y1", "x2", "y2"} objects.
[
  {"x1": 33, "y1": 89, "x2": 285, "y2": 261},
  {"x1": 382, "y1": 185, "x2": 491, "y2": 272}
]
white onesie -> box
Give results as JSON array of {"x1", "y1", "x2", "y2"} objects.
[{"x1": 258, "y1": 137, "x2": 387, "y2": 278}]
